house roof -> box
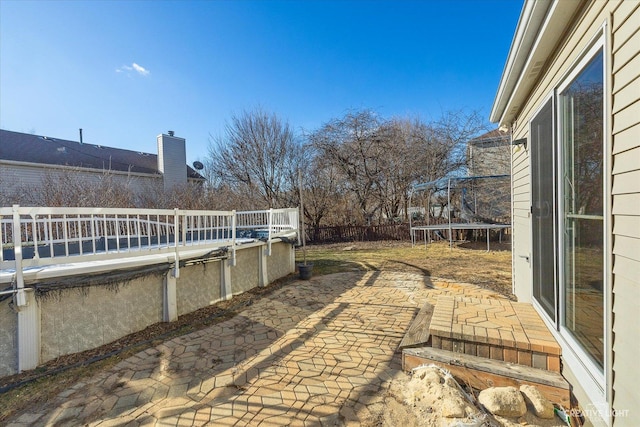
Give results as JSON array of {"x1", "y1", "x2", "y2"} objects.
[
  {"x1": 468, "y1": 129, "x2": 510, "y2": 146},
  {"x1": 0, "y1": 129, "x2": 204, "y2": 180},
  {"x1": 490, "y1": 0, "x2": 582, "y2": 126}
]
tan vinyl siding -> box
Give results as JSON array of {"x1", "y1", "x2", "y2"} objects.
[
  {"x1": 612, "y1": 122, "x2": 639, "y2": 154},
  {"x1": 613, "y1": 235, "x2": 640, "y2": 257},
  {"x1": 612, "y1": 2, "x2": 639, "y2": 48},
  {"x1": 612, "y1": 170, "x2": 640, "y2": 194},
  {"x1": 612, "y1": 99, "x2": 640, "y2": 134},
  {"x1": 611, "y1": 0, "x2": 640, "y2": 419},
  {"x1": 512, "y1": 200, "x2": 530, "y2": 215},
  {"x1": 612, "y1": 193, "x2": 640, "y2": 215},
  {"x1": 468, "y1": 144, "x2": 510, "y2": 176},
  {"x1": 612, "y1": 254, "x2": 640, "y2": 284},
  {"x1": 612, "y1": 29, "x2": 638, "y2": 73},
  {"x1": 612, "y1": 75, "x2": 639, "y2": 113},
  {"x1": 511, "y1": 138, "x2": 530, "y2": 299},
  {"x1": 612, "y1": 146, "x2": 640, "y2": 174},
  {"x1": 612, "y1": 215, "x2": 640, "y2": 239},
  {"x1": 612, "y1": 52, "x2": 640, "y2": 92}
]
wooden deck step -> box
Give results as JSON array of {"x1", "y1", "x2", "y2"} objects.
[
  {"x1": 428, "y1": 296, "x2": 562, "y2": 372},
  {"x1": 398, "y1": 302, "x2": 434, "y2": 350},
  {"x1": 402, "y1": 346, "x2": 570, "y2": 407}
]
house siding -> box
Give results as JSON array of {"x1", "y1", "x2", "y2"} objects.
[
  {"x1": 511, "y1": 141, "x2": 531, "y2": 300},
  {"x1": 0, "y1": 162, "x2": 160, "y2": 204},
  {"x1": 507, "y1": 0, "x2": 639, "y2": 422},
  {"x1": 468, "y1": 144, "x2": 510, "y2": 177},
  {"x1": 1, "y1": 163, "x2": 51, "y2": 189},
  {"x1": 610, "y1": 0, "x2": 640, "y2": 419}
]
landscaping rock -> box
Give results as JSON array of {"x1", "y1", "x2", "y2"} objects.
[
  {"x1": 478, "y1": 386, "x2": 527, "y2": 417},
  {"x1": 520, "y1": 384, "x2": 555, "y2": 419},
  {"x1": 440, "y1": 397, "x2": 468, "y2": 418},
  {"x1": 398, "y1": 366, "x2": 482, "y2": 424}
]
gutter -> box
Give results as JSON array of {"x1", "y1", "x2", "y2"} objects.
[
  {"x1": 490, "y1": 0, "x2": 581, "y2": 126},
  {"x1": 490, "y1": 0, "x2": 551, "y2": 124}
]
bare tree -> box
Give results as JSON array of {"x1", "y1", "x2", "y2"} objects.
[
  {"x1": 375, "y1": 118, "x2": 420, "y2": 221},
  {"x1": 206, "y1": 108, "x2": 299, "y2": 208},
  {"x1": 297, "y1": 143, "x2": 344, "y2": 238},
  {"x1": 308, "y1": 109, "x2": 487, "y2": 225},
  {"x1": 309, "y1": 110, "x2": 388, "y2": 225}
]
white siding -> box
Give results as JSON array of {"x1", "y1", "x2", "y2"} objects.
[
  {"x1": 0, "y1": 162, "x2": 161, "y2": 205},
  {"x1": 1, "y1": 163, "x2": 51, "y2": 190}
]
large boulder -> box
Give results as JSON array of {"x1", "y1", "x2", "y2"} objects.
[
  {"x1": 520, "y1": 384, "x2": 555, "y2": 419},
  {"x1": 478, "y1": 386, "x2": 527, "y2": 417}
]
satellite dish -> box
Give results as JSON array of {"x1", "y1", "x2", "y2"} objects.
[{"x1": 192, "y1": 161, "x2": 204, "y2": 170}]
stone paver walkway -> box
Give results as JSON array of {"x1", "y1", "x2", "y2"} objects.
[{"x1": 8, "y1": 271, "x2": 504, "y2": 426}]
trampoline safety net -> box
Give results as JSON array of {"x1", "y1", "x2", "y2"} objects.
[{"x1": 409, "y1": 175, "x2": 511, "y2": 248}]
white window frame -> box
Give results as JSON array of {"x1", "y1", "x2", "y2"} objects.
[{"x1": 555, "y1": 26, "x2": 609, "y2": 419}]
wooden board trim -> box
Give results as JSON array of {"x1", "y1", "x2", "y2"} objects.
[
  {"x1": 398, "y1": 302, "x2": 434, "y2": 350},
  {"x1": 403, "y1": 347, "x2": 570, "y2": 407}
]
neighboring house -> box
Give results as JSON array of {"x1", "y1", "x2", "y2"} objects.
[
  {"x1": 467, "y1": 128, "x2": 510, "y2": 177},
  {"x1": 0, "y1": 129, "x2": 204, "y2": 201},
  {"x1": 491, "y1": 1, "x2": 639, "y2": 425}
]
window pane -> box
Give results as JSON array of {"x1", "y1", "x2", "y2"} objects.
[
  {"x1": 562, "y1": 52, "x2": 604, "y2": 217},
  {"x1": 564, "y1": 217, "x2": 604, "y2": 367},
  {"x1": 560, "y1": 49, "x2": 604, "y2": 369}
]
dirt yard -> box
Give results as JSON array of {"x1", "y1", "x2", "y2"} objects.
[{"x1": 301, "y1": 240, "x2": 513, "y2": 299}]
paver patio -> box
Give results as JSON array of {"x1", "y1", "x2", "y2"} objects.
[{"x1": 7, "y1": 270, "x2": 508, "y2": 426}]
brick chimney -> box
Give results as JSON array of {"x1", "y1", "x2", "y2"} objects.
[{"x1": 157, "y1": 132, "x2": 187, "y2": 190}]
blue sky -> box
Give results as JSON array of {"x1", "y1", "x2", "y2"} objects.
[{"x1": 1, "y1": 0, "x2": 522, "y2": 165}]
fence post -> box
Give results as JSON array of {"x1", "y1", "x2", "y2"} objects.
[
  {"x1": 173, "y1": 208, "x2": 180, "y2": 279},
  {"x1": 293, "y1": 209, "x2": 301, "y2": 246},
  {"x1": 163, "y1": 271, "x2": 177, "y2": 322},
  {"x1": 12, "y1": 205, "x2": 41, "y2": 372},
  {"x1": 12, "y1": 205, "x2": 25, "y2": 307},
  {"x1": 230, "y1": 210, "x2": 236, "y2": 266},
  {"x1": 267, "y1": 208, "x2": 273, "y2": 256},
  {"x1": 259, "y1": 245, "x2": 268, "y2": 287}
]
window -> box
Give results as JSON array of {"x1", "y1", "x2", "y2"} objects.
[
  {"x1": 530, "y1": 38, "x2": 606, "y2": 380},
  {"x1": 559, "y1": 48, "x2": 605, "y2": 369}
]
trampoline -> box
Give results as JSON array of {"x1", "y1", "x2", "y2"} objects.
[{"x1": 409, "y1": 175, "x2": 511, "y2": 251}]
